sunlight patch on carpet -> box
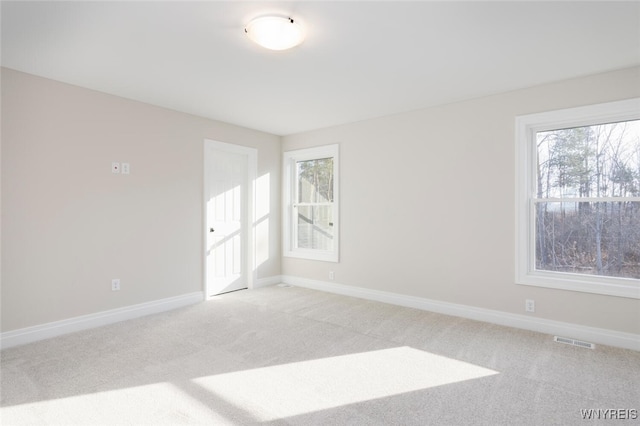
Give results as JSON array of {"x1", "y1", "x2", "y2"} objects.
[
  {"x1": 0, "y1": 381, "x2": 228, "y2": 425},
  {"x1": 193, "y1": 346, "x2": 499, "y2": 421}
]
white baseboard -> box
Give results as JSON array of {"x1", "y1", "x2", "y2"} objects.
[
  {"x1": 281, "y1": 275, "x2": 640, "y2": 352},
  {"x1": 4, "y1": 278, "x2": 637, "y2": 352},
  {"x1": 254, "y1": 275, "x2": 283, "y2": 289},
  {"x1": 1, "y1": 292, "x2": 204, "y2": 350}
]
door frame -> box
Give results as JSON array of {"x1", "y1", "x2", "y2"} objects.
[{"x1": 203, "y1": 139, "x2": 257, "y2": 299}]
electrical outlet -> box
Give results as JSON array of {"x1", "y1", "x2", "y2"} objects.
[
  {"x1": 329, "y1": 271, "x2": 335, "y2": 280},
  {"x1": 121, "y1": 163, "x2": 130, "y2": 175},
  {"x1": 112, "y1": 279, "x2": 121, "y2": 291},
  {"x1": 525, "y1": 299, "x2": 535, "y2": 312}
]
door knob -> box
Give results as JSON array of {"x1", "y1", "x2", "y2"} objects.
[{"x1": 210, "y1": 228, "x2": 215, "y2": 233}]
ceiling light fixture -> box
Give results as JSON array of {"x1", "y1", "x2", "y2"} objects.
[{"x1": 245, "y1": 16, "x2": 304, "y2": 51}]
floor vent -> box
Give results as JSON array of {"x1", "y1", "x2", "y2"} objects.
[
  {"x1": 554, "y1": 336, "x2": 595, "y2": 349},
  {"x1": 277, "y1": 283, "x2": 293, "y2": 288}
]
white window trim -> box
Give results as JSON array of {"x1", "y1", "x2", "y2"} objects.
[
  {"x1": 283, "y1": 144, "x2": 339, "y2": 262},
  {"x1": 515, "y1": 98, "x2": 640, "y2": 299}
]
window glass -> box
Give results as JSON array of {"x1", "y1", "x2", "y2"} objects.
[
  {"x1": 297, "y1": 205, "x2": 334, "y2": 251},
  {"x1": 297, "y1": 158, "x2": 334, "y2": 203},
  {"x1": 534, "y1": 121, "x2": 640, "y2": 280}
]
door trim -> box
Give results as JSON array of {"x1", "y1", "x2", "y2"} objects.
[{"x1": 203, "y1": 139, "x2": 257, "y2": 299}]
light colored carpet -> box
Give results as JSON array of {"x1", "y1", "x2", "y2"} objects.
[{"x1": 1, "y1": 285, "x2": 638, "y2": 425}]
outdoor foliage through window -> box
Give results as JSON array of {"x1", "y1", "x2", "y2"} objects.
[
  {"x1": 296, "y1": 157, "x2": 334, "y2": 251},
  {"x1": 535, "y1": 120, "x2": 640, "y2": 279}
]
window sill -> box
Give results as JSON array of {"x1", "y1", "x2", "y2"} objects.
[
  {"x1": 517, "y1": 271, "x2": 640, "y2": 299},
  {"x1": 284, "y1": 249, "x2": 339, "y2": 263}
]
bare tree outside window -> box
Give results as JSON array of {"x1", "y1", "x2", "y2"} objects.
[{"x1": 535, "y1": 120, "x2": 640, "y2": 279}]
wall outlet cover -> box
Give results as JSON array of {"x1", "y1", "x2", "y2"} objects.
[{"x1": 525, "y1": 299, "x2": 535, "y2": 312}]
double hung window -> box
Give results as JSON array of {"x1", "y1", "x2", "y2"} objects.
[
  {"x1": 283, "y1": 144, "x2": 339, "y2": 262},
  {"x1": 516, "y1": 99, "x2": 640, "y2": 298}
]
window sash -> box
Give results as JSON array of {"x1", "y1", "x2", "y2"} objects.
[
  {"x1": 530, "y1": 200, "x2": 640, "y2": 279},
  {"x1": 293, "y1": 204, "x2": 334, "y2": 251}
]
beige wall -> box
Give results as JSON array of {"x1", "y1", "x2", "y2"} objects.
[
  {"x1": 282, "y1": 66, "x2": 640, "y2": 335},
  {"x1": 1, "y1": 68, "x2": 281, "y2": 332},
  {"x1": 3, "y1": 66, "x2": 639, "y2": 337}
]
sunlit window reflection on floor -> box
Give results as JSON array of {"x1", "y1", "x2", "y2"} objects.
[
  {"x1": 1, "y1": 381, "x2": 228, "y2": 425},
  {"x1": 1, "y1": 347, "x2": 499, "y2": 424},
  {"x1": 193, "y1": 346, "x2": 499, "y2": 421}
]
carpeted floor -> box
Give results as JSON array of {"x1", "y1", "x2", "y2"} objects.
[{"x1": 1, "y1": 285, "x2": 638, "y2": 425}]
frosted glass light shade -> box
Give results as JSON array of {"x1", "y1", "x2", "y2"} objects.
[{"x1": 245, "y1": 16, "x2": 304, "y2": 51}]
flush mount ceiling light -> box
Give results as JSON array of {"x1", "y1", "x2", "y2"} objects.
[{"x1": 245, "y1": 16, "x2": 304, "y2": 51}]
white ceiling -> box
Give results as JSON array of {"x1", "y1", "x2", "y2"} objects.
[{"x1": 2, "y1": 1, "x2": 639, "y2": 136}]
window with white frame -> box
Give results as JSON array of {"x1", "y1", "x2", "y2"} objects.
[
  {"x1": 516, "y1": 98, "x2": 640, "y2": 299},
  {"x1": 283, "y1": 144, "x2": 339, "y2": 262}
]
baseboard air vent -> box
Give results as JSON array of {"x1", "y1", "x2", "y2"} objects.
[{"x1": 554, "y1": 336, "x2": 595, "y2": 349}]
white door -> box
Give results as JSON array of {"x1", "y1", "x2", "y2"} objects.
[{"x1": 204, "y1": 140, "x2": 256, "y2": 297}]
